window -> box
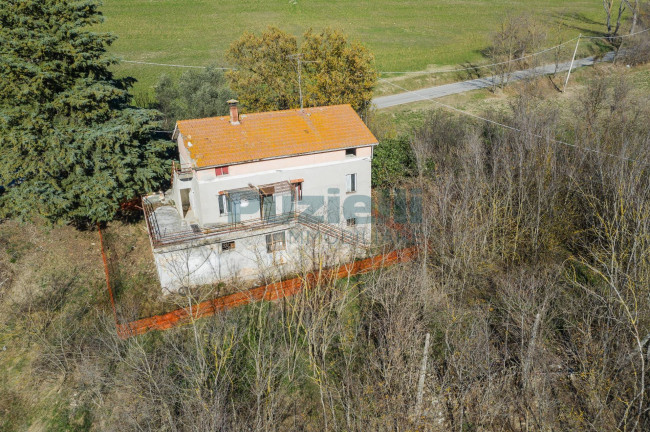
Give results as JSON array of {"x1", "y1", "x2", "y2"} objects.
[
  {"x1": 346, "y1": 217, "x2": 357, "y2": 227},
  {"x1": 222, "y1": 241, "x2": 235, "y2": 252},
  {"x1": 292, "y1": 182, "x2": 303, "y2": 202},
  {"x1": 218, "y1": 194, "x2": 229, "y2": 215},
  {"x1": 345, "y1": 148, "x2": 357, "y2": 157},
  {"x1": 215, "y1": 166, "x2": 229, "y2": 176},
  {"x1": 266, "y1": 232, "x2": 286, "y2": 253},
  {"x1": 346, "y1": 173, "x2": 357, "y2": 193}
]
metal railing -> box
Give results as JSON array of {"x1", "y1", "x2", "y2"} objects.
[
  {"x1": 143, "y1": 196, "x2": 369, "y2": 249},
  {"x1": 142, "y1": 197, "x2": 164, "y2": 244},
  {"x1": 143, "y1": 198, "x2": 299, "y2": 248},
  {"x1": 296, "y1": 212, "x2": 369, "y2": 247}
]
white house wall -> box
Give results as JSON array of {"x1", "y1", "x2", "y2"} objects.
[
  {"x1": 153, "y1": 226, "x2": 359, "y2": 292},
  {"x1": 194, "y1": 146, "x2": 373, "y2": 181},
  {"x1": 191, "y1": 155, "x2": 370, "y2": 226},
  {"x1": 159, "y1": 142, "x2": 374, "y2": 291}
]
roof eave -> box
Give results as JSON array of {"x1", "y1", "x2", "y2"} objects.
[
  {"x1": 195, "y1": 141, "x2": 379, "y2": 170},
  {"x1": 171, "y1": 123, "x2": 180, "y2": 140}
]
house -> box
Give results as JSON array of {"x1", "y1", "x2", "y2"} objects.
[{"x1": 143, "y1": 101, "x2": 378, "y2": 292}]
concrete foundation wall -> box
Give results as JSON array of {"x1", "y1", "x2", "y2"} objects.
[{"x1": 153, "y1": 225, "x2": 360, "y2": 293}]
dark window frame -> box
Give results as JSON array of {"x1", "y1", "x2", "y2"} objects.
[
  {"x1": 266, "y1": 231, "x2": 286, "y2": 253},
  {"x1": 218, "y1": 194, "x2": 229, "y2": 215},
  {"x1": 292, "y1": 182, "x2": 303, "y2": 202}
]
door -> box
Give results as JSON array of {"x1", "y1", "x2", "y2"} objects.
[
  {"x1": 261, "y1": 193, "x2": 275, "y2": 222},
  {"x1": 180, "y1": 189, "x2": 190, "y2": 217}
]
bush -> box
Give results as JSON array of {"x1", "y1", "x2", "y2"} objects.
[{"x1": 371, "y1": 136, "x2": 416, "y2": 187}]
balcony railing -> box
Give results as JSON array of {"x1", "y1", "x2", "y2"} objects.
[
  {"x1": 296, "y1": 213, "x2": 369, "y2": 248},
  {"x1": 143, "y1": 197, "x2": 299, "y2": 248},
  {"x1": 142, "y1": 196, "x2": 369, "y2": 249}
]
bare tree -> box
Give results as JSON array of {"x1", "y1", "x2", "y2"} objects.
[
  {"x1": 487, "y1": 14, "x2": 547, "y2": 89},
  {"x1": 604, "y1": 0, "x2": 628, "y2": 37}
]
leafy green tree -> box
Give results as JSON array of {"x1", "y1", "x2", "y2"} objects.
[
  {"x1": 226, "y1": 26, "x2": 377, "y2": 113},
  {"x1": 371, "y1": 137, "x2": 417, "y2": 187},
  {"x1": 154, "y1": 65, "x2": 235, "y2": 129},
  {"x1": 0, "y1": 0, "x2": 171, "y2": 225},
  {"x1": 226, "y1": 27, "x2": 299, "y2": 112},
  {"x1": 302, "y1": 28, "x2": 377, "y2": 111}
]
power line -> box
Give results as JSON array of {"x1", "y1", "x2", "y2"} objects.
[
  {"x1": 379, "y1": 38, "x2": 579, "y2": 75},
  {"x1": 119, "y1": 28, "x2": 648, "y2": 76},
  {"x1": 378, "y1": 78, "x2": 648, "y2": 166},
  {"x1": 378, "y1": 27, "x2": 649, "y2": 76},
  {"x1": 121, "y1": 39, "x2": 577, "y2": 76},
  {"x1": 580, "y1": 27, "x2": 650, "y2": 39},
  {"x1": 121, "y1": 60, "x2": 234, "y2": 70}
]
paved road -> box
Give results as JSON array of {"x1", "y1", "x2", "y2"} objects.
[{"x1": 373, "y1": 52, "x2": 615, "y2": 109}]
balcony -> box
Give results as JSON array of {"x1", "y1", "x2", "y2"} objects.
[
  {"x1": 142, "y1": 194, "x2": 368, "y2": 249},
  {"x1": 143, "y1": 194, "x2": 298, "y2": 248}
]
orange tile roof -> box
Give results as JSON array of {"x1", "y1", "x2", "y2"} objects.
[{"x1": 175, "y1": 104, "x2": 378, "y2": 168}]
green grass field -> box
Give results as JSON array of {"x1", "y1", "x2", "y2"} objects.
[{"x1": 99, "y1": 0, "x2": 606, "y2": 97}]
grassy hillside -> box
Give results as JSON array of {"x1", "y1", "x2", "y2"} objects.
[{"x1": 99, "y1": 0, "x2": 606, "y2": 96}]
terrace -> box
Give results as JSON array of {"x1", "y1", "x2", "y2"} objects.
[
  {"x1": 142, "y1": 193, "x2": 295, "y2": 248},
  {"x1": 142, "y1": 192, "x2": 368, "y2": 249}
]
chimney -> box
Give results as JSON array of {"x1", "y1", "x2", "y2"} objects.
[{"x1": 228, "y1": 99, "x2": 240, "y2": 125}]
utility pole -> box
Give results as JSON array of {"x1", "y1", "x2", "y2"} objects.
[
  {"x1": 287, "y1": 53, "x2": 318, "y2": 109},
  {"x1": 415, "y1": 332, "x2": 430, "y2": 418},
  {"x1": 563, "y1": 34, "x2": 581, "y2": 93}
]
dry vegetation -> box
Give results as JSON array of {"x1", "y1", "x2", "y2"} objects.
[{"x1": 2, "y1": 66, "x2": 650, "y2": 431}]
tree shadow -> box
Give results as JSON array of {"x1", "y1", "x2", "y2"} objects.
[
  {"x1": 452, "y1": 48, "x2": 491, "y2": 81},
  {"x1": 551, "y1": 11, "x2": 605, "y2": 37},
  {"x1": 589, "y1": 38, "x2": 618, "y2": 56}
]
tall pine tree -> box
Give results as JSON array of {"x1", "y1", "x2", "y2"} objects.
[{"x1": 0, "y1": 0, "x2": 171, "y2": 224}]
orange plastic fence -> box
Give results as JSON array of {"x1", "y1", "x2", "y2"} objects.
[
  {"x1": 97, "y1": 225, "x2": 118, "y2": 324},
  {"x1": 116, "y1": 247, "x2": 417, "y2": 338},
  {"x1": 98, "y1": 226, "x2": 417, "y2": 339}
]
